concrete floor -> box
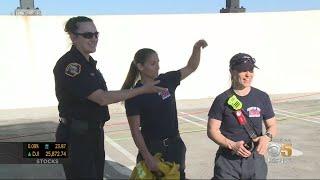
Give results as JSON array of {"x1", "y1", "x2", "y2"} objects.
[{"x1": 0, "y1": 93, "x2": 320, "y2": 179}]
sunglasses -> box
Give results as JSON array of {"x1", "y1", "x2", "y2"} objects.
[{"x1": 73, "y1": 31, "x2": 99, "y2": 39}]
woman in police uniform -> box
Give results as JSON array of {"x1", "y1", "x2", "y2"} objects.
[
  {"x1": 207, "y1": 53, "x2": 277, "y2": 179},
  {"x1": 53, "y1": 16, "x2": 164, "y2": 180},
  {"x1": 122, "y1": 40, "x2": 207, "y2": 179}
]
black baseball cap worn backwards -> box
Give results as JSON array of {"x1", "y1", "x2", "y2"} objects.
[{"x1": 229, "y1": 53, "x2": 259, "y2": 72}]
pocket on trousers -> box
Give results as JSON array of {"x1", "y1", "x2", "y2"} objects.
[
  {"x1": 214, "y1": 151, "x2": 222, "y2": 164},
  {"x1": 253, "y1": 152, "x2": 268, "y2": 179}
]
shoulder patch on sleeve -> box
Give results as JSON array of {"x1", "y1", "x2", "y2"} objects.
[{"x1": 65, "y1": 63, "x2": 81, "y2": 77}]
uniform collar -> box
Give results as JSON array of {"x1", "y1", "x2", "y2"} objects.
[
  {"x1": 135, "y1": 76, "x2": 161, "y2": 88},
  {"x1": 70, "y1": 45, "x2": 97, "y2": 68}
]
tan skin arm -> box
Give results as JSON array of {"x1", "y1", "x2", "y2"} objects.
[
  {"x1": 180, "y1": 39, "x2": 208, "y2": 80},
  {"x1": 207, "y1": 118, "x2": 252, "y2": 158},
  {"x1": 127, "y1": 115, "x2": 160, "y2": 172},
  {"x1": 88, "y1": 80, "x2": 165, "y2": 106},
  {"x1": 255, "y1": 117, "x2": 277, "y2": 155}
]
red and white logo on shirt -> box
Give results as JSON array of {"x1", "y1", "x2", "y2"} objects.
[
  {"x1": 158, "y1": 89, "x2": 171, "y2": 100},
  {"x1": 247, "y1": 107, "x2": 261, "y2": 117}
]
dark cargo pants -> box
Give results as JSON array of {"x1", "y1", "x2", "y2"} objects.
[
  {"x1": 213, "y1": 147, "x2": 267, "y2": 179},
  {"x1": 55, "y1": 121, "x2": 105, "y2": 180}
]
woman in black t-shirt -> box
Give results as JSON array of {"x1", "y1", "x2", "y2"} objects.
[
  {"x1": 207, "y1": 53, "x2": 277, "y2": 179},
  {"x1": 122, "y1": 40, "x2": 207, "y2": 179}
]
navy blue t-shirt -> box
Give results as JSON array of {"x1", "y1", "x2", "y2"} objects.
[
  {"x1": 125, "y1": 71, "x2": 181, "y2": 139},
  {"x1": 208, "y1": 87, "x2": 274, "y2": 143},
  {"x1": 53, "y1": 46, "x2": 110, "y2": 123}
]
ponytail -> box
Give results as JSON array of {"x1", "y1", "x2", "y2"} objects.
[
  {"x1": 121, "y1": 61, "x2": 139, "y2": 90},
  {"x1": 121, "y1": 48, "x2": 157, "y2": 90}
]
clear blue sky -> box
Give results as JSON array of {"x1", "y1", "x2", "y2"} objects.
[{"x1": 1, "y1": 0, "x2": 320, "y2": 15}]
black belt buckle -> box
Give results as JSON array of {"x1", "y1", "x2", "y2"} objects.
[
  {"x1": 244, "y1": 141, "x2": 255, "y2": 152},
  {"x1": 162, "y1": 138, "x2": 169, "y2": 147}
]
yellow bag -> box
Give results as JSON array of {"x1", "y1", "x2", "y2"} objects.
[{"x1": 130, "y1": 153, "x2": 180, "y2": 180}]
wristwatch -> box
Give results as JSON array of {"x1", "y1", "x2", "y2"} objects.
[{"x1": 265, "y1": 131, "x2": 273, "y2": 141}]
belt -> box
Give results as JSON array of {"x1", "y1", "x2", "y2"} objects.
[
  {"x1": 145, "y1": 134, "x2": 181, "y2": 147},
  {"x1": 218, "y1": 147, "x2": 242, "y2": 160},
  {"x1": 59, "y1": 117, "x2": 104, "y2": 129},
  {"x1": 218, "y1": 141, "x2": 258, "y2": 160}
]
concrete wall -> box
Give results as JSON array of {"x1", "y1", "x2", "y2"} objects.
[{"x1": 1, "y1": 11, "x2": 319, "y2": 109}]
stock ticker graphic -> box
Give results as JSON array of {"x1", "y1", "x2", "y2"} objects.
[{"x1": 0, "y1": 142, "x2": 68, "y2": 164}]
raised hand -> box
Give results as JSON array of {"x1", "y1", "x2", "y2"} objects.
[{"x1": 194, "y1": 39, "x2": 208, "y2": 49}]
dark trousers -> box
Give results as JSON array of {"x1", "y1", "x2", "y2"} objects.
[
  {"x1": 213, "y1": 147, "x2": 267, "y2": 179},
  {"x1": 55, "y1": 122, "x2": 105, "y2": 180},
  {"x1": 137, "y1": 136, "x2": 187, "y2": 179}
]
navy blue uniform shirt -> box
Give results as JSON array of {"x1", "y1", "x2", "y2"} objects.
[
  {"x1": 208, "y1": 87, "x2": 274, "y2": 143},
  {"x1": 125, "y1": 71, "x2": 181, "y2": 139},
  {"x1": 53, "y1": 45, "x2": 110, "y2": 123}
]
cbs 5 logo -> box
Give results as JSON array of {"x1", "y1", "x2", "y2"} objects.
[
  {"x1": 268, "y1": 143, "x2": 292, "y2": 157},
  {"x1": 280, "y1": 144, "x2": 292, "y2": 157}
]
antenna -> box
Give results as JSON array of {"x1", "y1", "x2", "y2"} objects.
[
  {"x1": 220, "y1": 0, "x2": 246, "y2": 13},
  {"x1": 14, "y1": 0, "x2": 42, "y2": 16}
]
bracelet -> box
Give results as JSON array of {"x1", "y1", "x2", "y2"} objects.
[{"x1": 265, "y1": 131, "x2": 273, "y2": 142}]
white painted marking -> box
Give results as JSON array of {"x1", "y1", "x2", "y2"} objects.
[
  {"x1": 180, "y1": 111, "x2": 207, "y2": 122},
  {"x1": 291, "y1": 148, "x2": 304, "y2": 157},
  {"x1": 178, "y1": 115, "x2": 206, "y2": 129},
  {"x1": 275, "y1": 108, "x2": 320, "y2": 120},
  {"x1": 104, "y1": 135, "x2": 135, "y2": 177},
  {"x1": 104, "y1": 135, "x2": 136, "y2": 163},
  {"x1": 105, "y1": 153, "x2": 114, "y2": 161},
  {"x1": 275, "y1": 111, "x2": 320, "y2": 124}
]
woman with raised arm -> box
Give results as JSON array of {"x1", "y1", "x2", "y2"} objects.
[{"x1": 122, "y1": 40, "x2": 207, "y2": 179}]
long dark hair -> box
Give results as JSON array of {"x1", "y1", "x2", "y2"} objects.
[{"x1": 121, "y1": 48, "x2": 157, "y2": 90}]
